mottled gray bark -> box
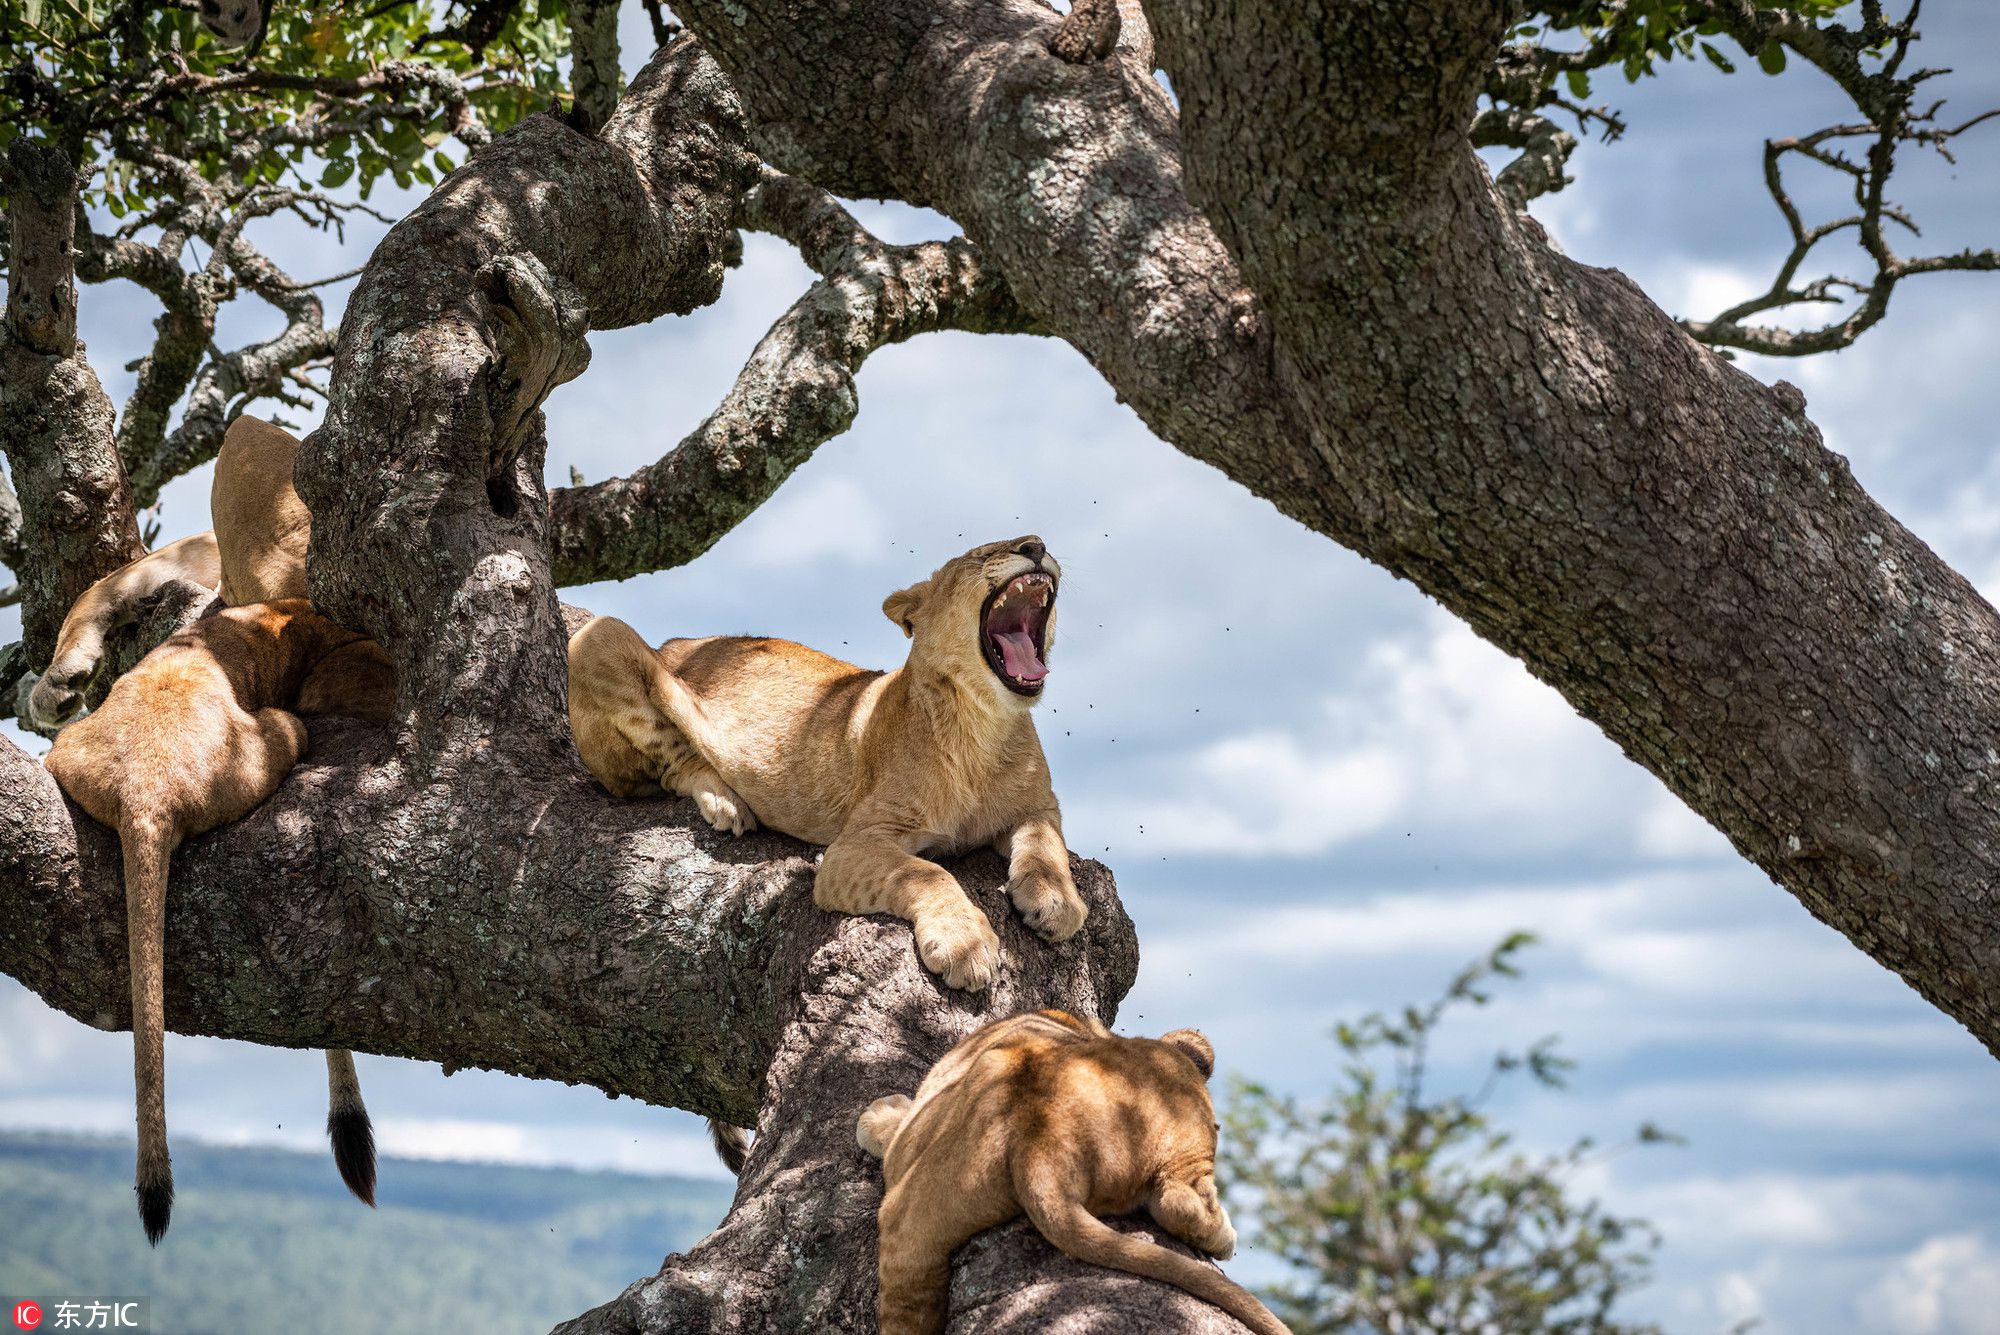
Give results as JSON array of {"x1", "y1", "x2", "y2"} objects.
[
  {"x1": 0, "y1": 724, "x2": 1248, "y2": 1333},
  {"x1": 661, "y1": 0, "x2": 2000, "y2": 1063},
  {"x1": 568, "y1": 0, "x2": 626, "y2": 133},
  {"x1": 0, "y1": 138, "x2": 144, "y2": 663},
  {"x1": 298, "y1": 39, "x2": 755, "y2": 760}
]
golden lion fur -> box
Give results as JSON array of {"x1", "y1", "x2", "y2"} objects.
[
  {"x1": 857, "y1": 1009, "x2": 1289, "y2": 1335},
  {"x1": 567, "y1": 536, "x2": 1086, "y2": 992}
]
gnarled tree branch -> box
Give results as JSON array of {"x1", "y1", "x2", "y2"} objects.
[
  {"x1": 662, "y1": 0, "x2": 2000, "y2": 1067},
  {"x1": 548, "y1": 170, "x2": 1038, "y2": 587},
  {"x1": 0, "y1": 137, "x2": 143, "y2": 663},
  {"x1": 0, "y1": 710, "x2": 1251, "y2": 1333}
]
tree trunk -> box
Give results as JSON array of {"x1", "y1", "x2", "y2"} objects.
[
  {"x1": 0, "y1": 138, "x2": 143, "y2": 663},
  {"x1": 0, "y1": 35, "x2": 1264, "y2": 1334}
]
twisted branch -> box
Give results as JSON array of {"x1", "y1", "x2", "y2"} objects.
[{"x1": 546, "y1": 170, "x2": 1039, "y2": 587}]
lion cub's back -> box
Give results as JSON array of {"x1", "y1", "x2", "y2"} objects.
[{"x1": 47, "y1": 647, "x2": 246, "y2": 832}]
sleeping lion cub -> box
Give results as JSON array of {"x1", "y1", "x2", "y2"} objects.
[
  {"x1": 857, "y1": 1010, "x2": 1289, "y2": 1335},
  {"x1": 568, "y1": 536, "x2": 1085, "y2": 991},
  {"x1": 25, "y1": 415, "x2": 312, "y2": 731}
]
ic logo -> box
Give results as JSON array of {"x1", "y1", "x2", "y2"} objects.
[{"x1": 11, "y1": 1302, "x2": 40, "y2": 1331}]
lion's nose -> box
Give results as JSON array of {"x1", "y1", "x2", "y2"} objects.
[{"x1": 1016, "y1": 538, "x2": 1046, "y2": 564}]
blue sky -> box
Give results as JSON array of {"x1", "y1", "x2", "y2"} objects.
[{"x1": 6, "y1": 7, "x2": 2000, "y2": 1332}]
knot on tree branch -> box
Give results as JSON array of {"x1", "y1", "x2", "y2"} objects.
[
  {"x1": 475, "y1": 252, "x2": 593, "y2": 473},
  {"x1": 1050, "y1": 0, "x2": 1122, "y2": 63}
]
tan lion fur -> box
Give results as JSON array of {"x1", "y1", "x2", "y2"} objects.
[
  {"x1": 567, "y1": 536, "x2": 1086, "y2": 992},
  {"x1": 44, "y1": 599, "x2": 385, "y2": 1243},
  {"x1": 857, "y1": 1009, "x2": 1289, "y2": 1335},
  {"x1": 26, "y1": 533, "x2": 222, "y2": 731},
  {"x1": 211, "y1": 413, "x2": 310, "y2": 606},
  {"x1": 26, "y1": 414, "x2": 312, "y2": 731}
]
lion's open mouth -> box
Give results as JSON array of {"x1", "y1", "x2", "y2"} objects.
[{"x1": 982, "y1": 571, "x2": 1056, "y2": 695}]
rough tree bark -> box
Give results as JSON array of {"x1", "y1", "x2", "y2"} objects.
[
  {"x1": 0, "y1": 139, "x2": 143, "y2": 664},
  {"x1": 668, "y1": 0, "x2": 2000, "y2": 1059},
  {"x1": 0, "y1": 722, "x2": 1249, "y2": 1333},
  {"x1": 9, "y1": 2, "x2": 2000, "y2": 1332}
]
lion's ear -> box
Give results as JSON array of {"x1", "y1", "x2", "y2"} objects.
[
  {"x1": 882, "y1": 579, "x2": 929, "y2": 638},
  {"x1": 1161, "y1": 1029, "x2": 1214, "y2": 1081}
]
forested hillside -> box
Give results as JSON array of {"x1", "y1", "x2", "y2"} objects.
[{"x1": 0, "y1": 1133, "x2": 731, "y2": 1335}]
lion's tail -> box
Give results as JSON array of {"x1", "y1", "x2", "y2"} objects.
[
  {"x1": 326, "y1": 1049, "x2": 377, "y2": 1206},
  {"x1": 1023, "y1": 1195, "x2": 1291, "y2": 1335},
  {"x1": 121, "y1": 815, "x2": 175, "y2": 1245},
  {"x1": 641, "y1": 656, "x2": 730, "y2": 772}
]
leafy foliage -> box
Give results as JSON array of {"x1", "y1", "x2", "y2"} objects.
[
  {"x1": 1220, "y1": 934, "x2": 1682, "y2": 1335},
  {"x1": 0, "y1": 1, "x2": 570, "y2": 209}
]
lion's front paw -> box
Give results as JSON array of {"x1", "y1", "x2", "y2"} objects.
[
  {"x1": 915, "y1": 906, "x2": 1001, "y2": 991},
  {"x1": 1205, "y1": 1214, "x2": 1239, "y2": 1261},
  {"x1": 693, "y1": 785, "x2": 757, "y2": 836},
  {"x1": 1009, "y1": 874, "x2": 1088, "y2": 943}
]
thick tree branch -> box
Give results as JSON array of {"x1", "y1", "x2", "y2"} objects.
[
  {"x1": 297, "y1": 38, "x2": 757, "y2": 758},
  {"x1": 1153, "y1": 0, "x2": 2000, "y2": 1052},
  {"x1": 0, "y1": 138, "x2": 143, "y2": 663},
  {"x1": 673, "y1": 0, "x2": 1311, "y2": 541},
  {"x1": 668, "y1": 0, "x2": 2000, "y2": 1061},
  {"x1": 0, "y1": 723, "x2": 1251, "y2": 1333},
  {"x1": 548, "y1": 171, "x2": 1038, "y2": 587},
  {"x1": 567, "y1": 0, "x2": 624, "y2": 133}
]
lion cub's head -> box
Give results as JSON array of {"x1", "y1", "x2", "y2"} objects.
[{"x1": 883, "y1": 536, "x2": 1060, "y2": 702}]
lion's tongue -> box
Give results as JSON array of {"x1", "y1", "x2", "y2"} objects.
[{"x1": 994, "y1": 629, "x2": 1047, "y2": 684}]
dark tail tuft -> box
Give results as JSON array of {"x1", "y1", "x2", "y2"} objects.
[
  {"x1": 137, "y1": 1167, "x2": 173, "y2": 1245},
  {"x1": 328, "y1": 1105, "x2": 377, "y2": 1206},
  {"x1": 708, "y1": 1119, "x2": 750, "y2": 1175}
]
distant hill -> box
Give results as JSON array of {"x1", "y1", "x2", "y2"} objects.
[{"x1": 0, "y1": 1130, "x2": 733, "y2": 1335}]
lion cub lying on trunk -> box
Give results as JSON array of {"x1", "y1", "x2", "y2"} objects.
[
  {"x1": 45, "y1": 599, "x2": 390, "y2": 1243},
  {"x1": 568, "y1": 536, "x2": 1086, "y2": 991},
  {"x1": 25, "y1": 415, "x2": 312, "y2": 731},
  {"x1": 858, "y1": 1009, "x2": 1289, "y2": 1335}
]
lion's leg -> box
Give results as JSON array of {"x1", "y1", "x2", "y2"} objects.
[
  {"x1": 817, "y1": 828, "x2": 1000, "y2": 991},
  {"x1": 877, "y1": 1196, "x2": 958, "y2": 1335},
  {"x1": 993, "y1": 811, "x2": 1087, "y2": 942},
  {"x1": 669, "y1": 761, "x2": 757, "y2": 836},
  {"x1": 567, "y1": 616, "x2": 756, "y2": 830},
  {"x1": 856, "y1": 1093, "x2": 913, "y2": 1159},
  {"x1": 1147, "y1": 1172, "x2": 1238, "y2": 1260},
  {"x1": 243, "y1": 709, "x2": 310, "y2": 808}
]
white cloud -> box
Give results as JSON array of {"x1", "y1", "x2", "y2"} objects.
[
  {"x1": 1079, "y1": 614, "x2": 1670, "y2": 859},
  {"x1": 1860, "y1": 1233, "x2": 2000, "y2": 1335}
]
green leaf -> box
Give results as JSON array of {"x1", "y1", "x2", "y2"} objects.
[
  {"x1": 1758, "y1": 40, "x2": 1787, "y2": 75},
  {"x1": 320, "y1": 158, "x2": 355, "y2": 188}
]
